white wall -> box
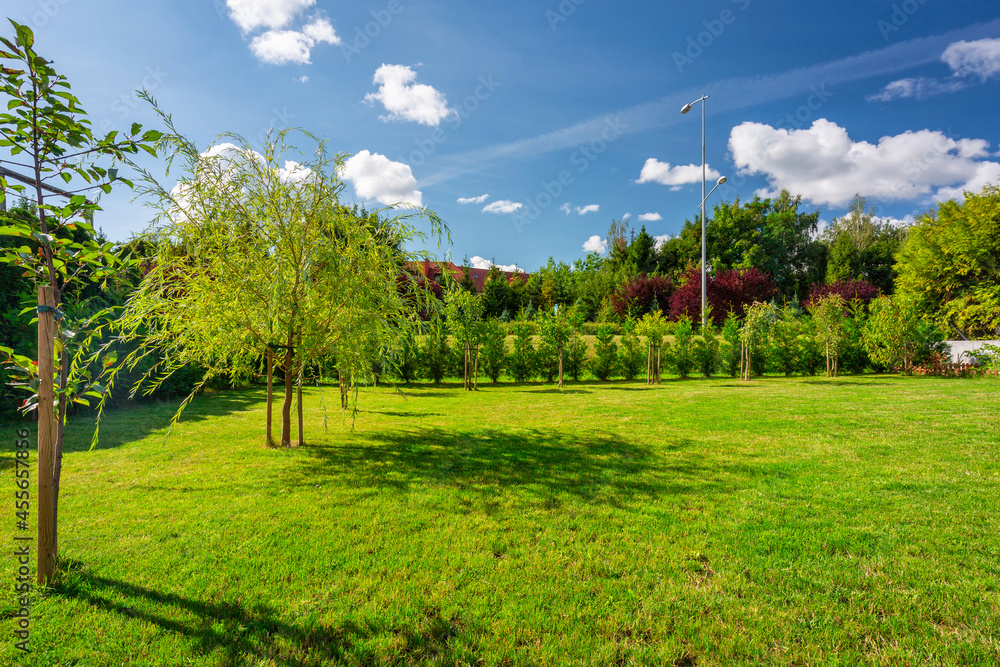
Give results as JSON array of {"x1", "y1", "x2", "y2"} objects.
[{"x1": 945, "y1": 340, "x2": 1000, "y2": 364}]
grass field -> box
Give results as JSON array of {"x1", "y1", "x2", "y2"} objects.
[{"x1": 1, "y1": 375, "x2": 998, "y2": 666}]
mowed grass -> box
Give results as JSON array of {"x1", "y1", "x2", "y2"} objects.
[{"x1": 1, "y1": 375, "x2": 998, "y2": 666}]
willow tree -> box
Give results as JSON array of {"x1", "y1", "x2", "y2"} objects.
[
  {"x1": 808, "y1": 294, "x2": 846, "y2": 377},
  {"x1": 111, "y1": 121, "x2": 443, "y2": 446}
]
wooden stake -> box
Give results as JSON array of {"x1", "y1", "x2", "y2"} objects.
[
  {"x1": 296, "y1": 362, "x2": 304, "y2": 447},
  {"x1": 266, "y1": 348, "x2": 273, "y2": 446},
  {"x1": 37, "y1": 286, "x2": 56, "y2": 585},
  {"x1": 557, "y1": 342, "x2": 563, "y2": 388}
]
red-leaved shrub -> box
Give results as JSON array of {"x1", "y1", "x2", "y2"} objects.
[
  {"x1": 611, "y1": 275, "x2": 673, "y2": 319},
  {"x1": 670, "y1": 266, "x2": 777, "y2": 325},
  {"x1": 805, "y1": 279, "x2": 880, "y2": 309}
]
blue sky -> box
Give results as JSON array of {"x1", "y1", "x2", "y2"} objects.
[{"x1": 3, "y1": 0, "x2": 1000, "y2": 272}]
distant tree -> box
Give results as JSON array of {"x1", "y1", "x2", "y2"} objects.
[
  {"x1": 479, "y1": 318, "x2": 507, "y2": 383},
  {"x1": 481, "y1": 265, "x2": 514, "y2": 318},
  {"x1": 824, "y1": 195, "x2": 905, "y2": 294},
  {"x1": 611, "y1": 275, "x2": 673, "y2": 320},
  {"x1": 895, "y1": 184, "x2": 1000, "y2": 339},
  {"x1": 628, "y1": 225, "x2": 657, "y2": 274}
]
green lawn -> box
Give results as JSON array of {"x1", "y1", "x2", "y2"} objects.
[{"x1": 2, "y1": 376, "x2": 998, "y2": 666}]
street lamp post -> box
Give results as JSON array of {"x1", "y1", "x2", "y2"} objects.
[{"x1": 680, "y1": 94, "x2": 721, "y2": 327}]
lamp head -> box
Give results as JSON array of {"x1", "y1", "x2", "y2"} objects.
[
  {"x1": 680, "y1": 103, "x2": 692, "y2": 115},
  {"x1": 717, "y1": 176, "x2": 727, "y2": 185}
]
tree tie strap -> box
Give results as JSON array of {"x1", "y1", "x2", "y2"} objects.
[{"x1": 36, "y1": 304, "x2": 65, "y2": 322}]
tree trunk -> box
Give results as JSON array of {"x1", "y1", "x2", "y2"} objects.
[
  {"x1": 36, "y1": 286, "x2": 57, "y2": 584},
  {"x1": 280, "y1": 347, "x2": 295, "y2": 447},
  {"x1": 266, "y1": 348, "x2": 274, "y2": 446},
  {"x1": 656, "y1": 345, "x2": 661, "y2": 383},
  {"x1": 557, "y1": 342, "x2": 563, "y2": 388},
  {"x1": 473, "y1": 346, "x2": 479, "y2": 391}
]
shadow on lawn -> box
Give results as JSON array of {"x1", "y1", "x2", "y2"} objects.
[
  {"x1": 54, "y1": 560, "x2": 482, "y2": 666},
  {"x1": 60, "y1": 390, "x2": 264, "y2": 454},
  {"x1": 288, "y1": 427, "x2": 762, "y2": 507}
]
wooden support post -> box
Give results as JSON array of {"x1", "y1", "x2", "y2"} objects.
[
  {"x1": 37, "y1": 286, "x2": 56, "y2": 585},
  {"x1": 296, "y1": 363, "x2": 304, "y2": 447},
  {"x1": 557, "y1": 342, "x2": 563, "y2": 388},
  {"x1": 266, "y1": 349, "x2": 273, "y2": 446}
]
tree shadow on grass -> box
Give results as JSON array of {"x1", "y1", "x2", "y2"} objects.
[
  {"x1": 285, "y1": 427, "x2": 771, "y2": 509},
  {"x1": 52, "y1": 560, "x2": 483, "y2": 667}
]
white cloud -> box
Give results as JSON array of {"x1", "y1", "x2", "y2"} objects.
[
  {"x1": 653, "y1": 234, "x2": 671, "y2": 250},
  {"x1": 622, "y1": 212, "x2": 631, "y2": 220},
  {"x1": 729, "y1": 119, "x2": 1000, "y2": 207},
  {"x1": 364, "y1": 64, "x2": 452, "y2": 126},
  {"x1": 297, "y1": 75, "x2": 309, "y2": 83},
  {"x1": 870, "y1": 37, "x2": 1000, "y2": 101},
  {"x1": 457, "y1": 194, "x2": 489, "y2": 205},
  {"x1": 637, "y1": 159, "x2": 721, "y2": 190},
  {"x1": 226, "y1": 0, "x2": 316, "y2": 32},
  {"x1": 576, "y1": 204, "x2": 600, "y2": 215},
  {"x1": 560, "y1": 203, "x2": 572, "y2": 215},
  {"x1": 942, "y1": 38, "x2": 1000, "y2": 80},
  {"x1": 582, "y1": 235, "x2": 608, "y2": 254},
  {"x1": 482, "y1": 199, "x2": 523, "y2": 214},
  {"x1": 342, "y1": 150, "x2": 422, "y2": 207},
  {"x1": 638, "y1": 212, "x2": 662, "y2": 222},
  {"x1": 468, "y1": 256, "x2": 520, "y2": 273},
  {"x1": 249, "y1": 17, "x2": 339, "y2": 65}
]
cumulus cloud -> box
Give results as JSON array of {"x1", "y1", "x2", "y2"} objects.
[
  {"x1": 870, "y1": 37, "x2": 1000, "y2": 101},
  {"x1": 342, "y1": 150, "x2": 422, "y2": 206},
  {"x1": 227, "y1": 1, "x2": 339, "y2": 65},
  {"x1": 560, "y1": 203, "x2": 572, "y2": 215},
  {"x1": 457, "y1": 194, "x2": 489, "y2": 205},
  {"x1": 638, "y1": 212, "x2": 662, "y2": 222},
  {"x1": 622, "y1": 212, "x2": 631, "y2": 220},
  {"x1": 482, "y1": 200, "x2": 523, "y2": 214},
  {"x1": 468, "y1": 256, "x2": 521, "y2": 273},
  {"x1": 364, "y1": 64, "x2": 452, "y2": 126},
  {"x1": 729, "y1": 119, "x2": 1000, "y2": 207},
  {"x1": 226, "y1": 0, "x2": 316, "y2": 32},
  {"x1": 576, "y1": 204, "x2": 600, "y2": 215},
  {"x1": 582, "y1": 235, "x2": 608, "y2": 254},
  {"x1": 637, "y1": 159, "x2": 721, "y2": 190},
  {"x1": 653, "y1": 234, "x2": 671, "y2": 250}
]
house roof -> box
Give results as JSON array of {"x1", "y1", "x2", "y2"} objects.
[{"x1": 407, "y1": 260, "x2": 528, "y2": 293}]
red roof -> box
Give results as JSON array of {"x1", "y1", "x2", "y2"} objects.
[{"x1": 408, "y1": 261, "x2": 528, "y2": 293}]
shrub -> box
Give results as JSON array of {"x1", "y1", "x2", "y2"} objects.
[
  {"x1": 422, "y1": 320, "x2": 451, "y2": 383},
  {"x1": 591, "y1": 323, "x2": 619, "y2": 381},
  {"x1": 393, "y1": 328, "x2": 420, "y2": 383},
  {"x1": 611, "y1": 275, "x2": 673, "y2": 319},
  {"x1": 806, "y1": 279, "x2": 879, "y2": 309},
  {"x1": 768, "y1": 305, "x2": 801, "y2": 376},
  {"x1": 479, "y1": 318, "x2": 507, "y2": 383},
  {"x1": 564, "y1": 336, "x2": 588, "y2": 381},
  {"x1": 508, "y1": 319, "x2": 537, "y2": 382},
  {"x1": 666, "y1": 317, "x2": 696, "y2": 378},
  {"x1": 695, "y1": 321, "x2": 720, "y2": 378},
  {"x1": 670, "y1": 266, "x2": 777, "y2": 325},
  {"x1": 619, "y1": 326, "x2": 645, "y2": 381},
  {"x1": 720, "y1": 311, "x2": 742, "y2": 378}
]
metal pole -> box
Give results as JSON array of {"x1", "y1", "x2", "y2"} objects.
[{"x1": 701, "y1": 96, "x2": 707, "y2": 329}]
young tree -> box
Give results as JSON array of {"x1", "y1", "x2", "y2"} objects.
[
  {"x1": 116, "y1": 125, "x2": 445, "y2": 447},
  {"x1": 618, "y1": 322, "x2": 645, "y2": 381},
  {"x1": 862, "y1": 295, "x2": 924, "y2": 373},
  {"x1": 695, "y1": 319, "x2": 721, "y2": 378},
  {"x1": 446, "y1": 289, "x2": 484, "y2": 390},
  {"x1": 479, "y1": 317, "x2": 507, "y2": 383},
  {"x1": 422, "y1": 318, "x2": 451, "y2": 383},
  {"x1": 0, "y1": 20, "x2": 160, "y2": 583},
  {"x1": 768, "y1": 304, "x2": 801, "y2": 376},
  {"x1": 591, "y1": 322, "x2": 619, "y2": 381},
  {"x1": 508, "y1": 316, "x2": 537, "y2": 383},
  {"x1": 666, "y1": 316, "x2": 696, "y2": 379},
  {"x1": 740, "y1": 302, "x2": 775, "y2": 380},
  {"x1": 808, "y1": 294, "x2": 847, "y2": 377},
  {"x1": 538, "y1": 306, "x2": 574, "y2": 387},
  {"x1": 635, "y1": 311, "x2": 670, "y2": 383},
  {"x1": 720, "y1": 311, "x2": 742, "y2": 378}
]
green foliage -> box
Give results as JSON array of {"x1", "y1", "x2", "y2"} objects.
[
  {"x1": 839, "y1": 300, "x2": 870, "y2": 374},
  {"x1": 824, "y1": 195, "x2": 905, "y2": 293},
  {"x1": 422, "y1": 319, "x2": 451, "y2": 383},
  {"x1": 863, "y1": 295, "x2": 946, "y2": 373},
  {"x1": 694, "y1": 320, "x2": 720, "y2": 378},
  {"x1": 808, "y1": 294, "x2": 847, "y2": 376},
  {"x1": 564, "y1": 335, "x2": 588, "y2": 382},
  {"x1": 798, "y1": 318, "x2": 825, "y2": 376},
  {"x1": 740, "y1": 302, "x2": 776, "y2": 379},
  {"x1": 537, "y1": 307, "x2": 574, "y2": 383},
  {"x1": 666, "y1": 317, "x2": 696, "y2": 378},
  {"x1": 591, "y1": 323, "x2": 619, "y2": 381},
  {"x1": 895, "y1": 184, "x2": 1000, "y2": 338},
  {"x1": 479, "y1": 318, "x2": 507, "y2": 383},
  {"x1": 508, "y1": 318, "x2": 537, "y2": 383},
  {"x1": 618, "y1": 325, "x2": 645, "y2": 381},
  {"x1": 768, "y1": 305, "x2": 801, "y2": 376},
  {"x1": 393, "y1": 327, "x2": 420, "y2": 383},
  {"x1": 720, "y1": 311, "x2": 742, "y2": 378},
  {"x1": 636, "y1": 310, "x2": 670, "y2": 382}
]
